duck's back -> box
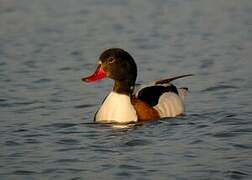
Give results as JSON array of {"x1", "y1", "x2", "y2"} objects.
[{"x1": 134, "y1": 77, "x2": 190, "y2": 118}]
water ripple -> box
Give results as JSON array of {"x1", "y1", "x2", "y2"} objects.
[
  {"x1": 57, "y1": 147, "x2": 86, "y2": 152},
  {"x1": 225, "y1": 170, "x2": 250, "y2": 179},
  {"x1": 201, "y1": 85, "x2": 238, "y2": 92},
  {"x1": 54, "y1": 158, "x2": 84, "y2": 163},
  {"x1": 119, "y1": 164, "x2": 143, "y2": 170},
  {"x1": 13, "y1": 170, "x2": 37, "y2": 175},
  {"x1": 42, "y1": 123, "x2": 78, "y2": 129},
  {"x1": 56, "y1": 139, "x2": 80, "y2": 145},
  {"x1": 5, "y1": 141, "x2": 20, "y2": 146},
  {"x1": 124, "y1": 139, "x2": 151, "y2": 147},
  {"x1": 33, "y1": 78, "x2": 52, "y2": 84}
]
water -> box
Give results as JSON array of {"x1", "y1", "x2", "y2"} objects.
[{"x1": 0, "y1": 0, "x2": 252, "y2": 179}]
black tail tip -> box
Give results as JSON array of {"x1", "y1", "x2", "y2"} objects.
[{"x1": 180, "y1": 87, "x2": 189, "y2": 91}]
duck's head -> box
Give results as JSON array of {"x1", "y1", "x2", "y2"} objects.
[{"x1": 82, "y1": 48, "x2": 137, "y2": 94}]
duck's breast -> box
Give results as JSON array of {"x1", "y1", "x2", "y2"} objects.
[{"x1": 95, "y1": 92, "x2": 137, "y2": 123}]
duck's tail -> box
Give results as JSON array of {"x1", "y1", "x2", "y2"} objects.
[
  {"x1": 155, "y1": 74, "x2": 194, "y2": 85},
  {"x1": 178, "y1": 87, "x2": 189, "y2": 101}
]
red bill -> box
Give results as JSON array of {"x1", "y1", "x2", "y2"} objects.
[{"x1": 82, "y1": 64, "x2": 106, "y2": 82}]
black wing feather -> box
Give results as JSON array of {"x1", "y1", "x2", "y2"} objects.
[
  {"x1": 137, "y1": 84, "x2": 178, "y2": 107},
  {"x1": 136, "y1": 74, "x2": 193, "y2": 107}
]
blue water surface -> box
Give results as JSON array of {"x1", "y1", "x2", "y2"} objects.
[{"x1": 0, "y1": 0, "x2": 252, "y2": 179}]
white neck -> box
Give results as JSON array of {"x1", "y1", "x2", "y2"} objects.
[{"x1": 95, "y1": 92, "x2": 137, "y2": 124}]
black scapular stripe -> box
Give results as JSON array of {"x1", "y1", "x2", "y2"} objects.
[{"x1": 137, "y1": 84, "x2": 178, "y2": 107}]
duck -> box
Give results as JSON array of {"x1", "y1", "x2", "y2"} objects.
[{"x1": 82, "y1": 48, "x2": 193, "y2": 124}]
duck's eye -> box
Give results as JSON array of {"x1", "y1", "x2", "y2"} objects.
[{"x1": 107, "y1": 57, "x2": 116, "y2": 64}]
